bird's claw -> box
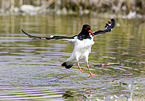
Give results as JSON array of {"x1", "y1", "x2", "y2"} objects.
[
  {"x1": 88, "y1": 72, "x2": 95, "y2": 77},
  {"x1": 79, "y1": 69, "x2": 83, "y2": 73}
]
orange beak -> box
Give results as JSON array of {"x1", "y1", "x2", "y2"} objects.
[{"x1": 88, "y1": 30, "x2": 96, "y2": 37}]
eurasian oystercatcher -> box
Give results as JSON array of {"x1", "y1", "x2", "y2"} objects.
[{"x1": 21, "y1": 19, "x2": 115, "y2": 77}]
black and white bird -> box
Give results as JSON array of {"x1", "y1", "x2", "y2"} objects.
[{"x1": 21, "y1": 19, "x2": 115, "y2": 77}]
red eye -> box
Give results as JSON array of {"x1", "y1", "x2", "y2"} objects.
[{"x1": 85, "y1": 28, "x2": 87, "y2": 30}]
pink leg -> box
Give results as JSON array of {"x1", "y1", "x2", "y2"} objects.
[
  {"x1": 87, "y1": 62, "x2": 95, "y2": 77},
  {"x1": 77, "y1": 61, "x2": 83, "y2": 73}
]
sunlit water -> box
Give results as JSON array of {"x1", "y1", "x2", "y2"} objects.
[{"x1": 0, "y1": 14, "x2": 145, "y2": 100}]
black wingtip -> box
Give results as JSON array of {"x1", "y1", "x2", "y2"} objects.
[
  {"x1": 111, "y1": 19, "x2": 115, "y2": 28},
  {"x1": 21, "y1": 29, "x2": 25, "y2": 33},
  {"x1": 111, "y1": 19, "x2": 115, "y2": 21},
  {"x1": 21, "y1": 29, "x2": 37, "y2": 39},
  {"x1": 104, "y1": 19, "x2": 115, "y2": 32},
  {"x1": 21, "y1": 29, "x2": 30, "y2": 36}
]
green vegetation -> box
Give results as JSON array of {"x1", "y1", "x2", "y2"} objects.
[{"x1": 0, "y1": 0, "x2": 144, "y2": 15}]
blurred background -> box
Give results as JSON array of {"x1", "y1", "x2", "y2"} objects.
[{"x1": 0, "y1": 0, "x2": 144, "y2": 15}]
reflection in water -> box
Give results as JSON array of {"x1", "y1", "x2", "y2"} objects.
[
  {"x1": 62, "y1": 90, "x2": 88, "y2": 101},
  {"x1": 62, "y1": 91, "x2": 74, "y2": 99},
  {"x1": 0, "y1": 14, "x2": 145, "y2": 100}
]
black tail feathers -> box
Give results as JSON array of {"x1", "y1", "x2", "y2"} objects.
[{"x1": 61, "y1": 62, "x2": 73, "y2": 69}]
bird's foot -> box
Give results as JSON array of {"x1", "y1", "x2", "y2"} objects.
[
  {"x1": 88, "y1": 72, "x2": 95, "y2": 77},
  {"x1": 79, "y1": 69, "x2": 83, "y2": 73}
]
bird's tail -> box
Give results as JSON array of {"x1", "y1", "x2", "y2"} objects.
[{"x1": 61, "y1": 61, "x2": 74, "y2": 69}]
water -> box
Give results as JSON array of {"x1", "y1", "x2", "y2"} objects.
[{"x1": 0, "y1": 14, "x2": 145, "y2": 100}]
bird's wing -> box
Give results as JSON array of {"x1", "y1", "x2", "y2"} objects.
[
  {"x1": 21, "y1": 29, "x2": 76, "y2": 42},
  {"x1": 93, "y1": 19, "x2": 115, "y2": 36}
]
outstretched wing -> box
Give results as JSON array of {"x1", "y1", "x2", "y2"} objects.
[
  {"x1": 93, "y1": 19, "x2": 115, "y2": 36},
  {"x1": 21, "y1": 29, "x2": 76, "y2": 42}
]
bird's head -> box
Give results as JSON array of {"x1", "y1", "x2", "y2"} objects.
[{"x1": 78, "y1": 24, "x2": 96, "y2": 40}]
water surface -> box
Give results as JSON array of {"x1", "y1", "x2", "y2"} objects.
[{"x1": 0, "y1": 15, "x2": 145, "y2": 100}]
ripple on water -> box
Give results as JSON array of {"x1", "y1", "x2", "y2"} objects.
[
  {"x1": 0, "y1": 17, "x2": 145, "y2": 100},
  {"x1": 0, "y1": 87, "x2": 63, "y2": 100}
]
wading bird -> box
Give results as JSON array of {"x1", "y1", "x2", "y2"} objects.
[{"x1": 21, "y1": 19, "x2": 115, "y2": 77}]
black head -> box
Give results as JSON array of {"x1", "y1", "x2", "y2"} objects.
[
  {"x1": 78, "y1": 24, "x2": 95, "y2": 40},
  {"x1": 82, "y1": 24, "x2": 91, "y2": 31}
]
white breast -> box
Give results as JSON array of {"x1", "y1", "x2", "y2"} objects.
[
  {"x1": 67, "y1": 36, "x2": 94, "y2": 62},
  {"x1": 75, "y1": 38, "x2": 94, "y2": 51}
]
